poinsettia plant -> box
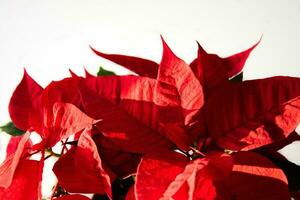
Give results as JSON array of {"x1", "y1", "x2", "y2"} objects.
[{"x1": 0, "y1": 36, "x2": 299, "y2": 200}]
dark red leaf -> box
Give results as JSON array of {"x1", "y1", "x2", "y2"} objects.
[
  {"x1": 9, "y1": 70, "x2": 43, "y2": 132},
  {"x1": 215, "y1": 151, "x2": 290, "y2": 200},
  {"x1": 90, "y1": 46, "x2": 159, "y2": 78},
  {"x1": 93, "y1": 133, "x2": 141, "y2": 178},
  {"x1": 191, "y1": 39, "x2": 260, "y2": 94},
  {"x1": 205, "y1": 76, "x2": 300, "y2": 150},
  {"x1": 53, "y1": 130, "x2": 113, "y2": 198},
  {"x1": 79, "y1": 75, "x2": 173, "y2": 153}
]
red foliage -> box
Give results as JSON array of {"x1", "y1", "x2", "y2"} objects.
[{"x1": 1, "y1": 36, "x2": 299, "y2": 199}]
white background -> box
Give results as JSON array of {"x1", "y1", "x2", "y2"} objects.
[{"x1": 0, "y1": 0, "x2": 299, "y2": 198}]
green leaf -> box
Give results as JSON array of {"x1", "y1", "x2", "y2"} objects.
[
  {"x1": 0, "y1": 121, "x2": 26, "y2": 136},
  {"x1": 229, "y1": 72, "x2": 243, "y2": 82},
  {"x1": 97, "y1": 66, "x2": 116, "y2": 76}
]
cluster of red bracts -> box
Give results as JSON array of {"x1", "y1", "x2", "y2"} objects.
[{"x1": 0, "y1": 36, "x2": 300, "y2": 200}]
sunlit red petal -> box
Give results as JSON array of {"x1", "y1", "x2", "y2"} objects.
[{"x1": 0, "y1": 132, "x2": 30, "y2": 188}]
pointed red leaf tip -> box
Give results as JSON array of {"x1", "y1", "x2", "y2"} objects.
[
  {"x1": 68, "y1": 69, "x2": 79, "y2": 78},
  {"x1": 55, "y1": 194, "x2": 91, "y2": 200},
  {"x1": 0, "y1": 131, "x2": 30, "y2": 188},
  {"x1": 0, "y1": 160, "x2": 42, "y2": 200},
  {"x1": 215, "y1": 151, "x2": 290, "y2": 200},
  {"x1": 9, "y1": 69, "x2": 43, "y2": 131},
  {"x1": 135, "y1": 150, "x2": 232, "y2": 200},
  {"x1": 90, "y1": 45, "x2": 159, "y2": 78},
  {"x1": 192, "y1": 37, "x2": 261, "y2": 93},
  {"x1": 205, "y1": 76, "x2": 300, "y2": 151},
  {"x1": 226, "y1": 36, "x2": 262, "y2": 78},
  {"x1": 84, "y1": 67, "x2": 95, "y2": 78},
  {"x1": 155, "y1": 36, "x2": 204, "y2": 150},
  {"x1": 53, "y1": 130, "x2": 112, "y2": 198},
  {"x1": 43, "y1": 102, "x2": 98, "y2": 147}
]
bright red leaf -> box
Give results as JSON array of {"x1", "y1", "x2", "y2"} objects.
[
  {"x1": 0, "y1": 160, "x2": 42, "y2": 200},
  {"x1": 0, "y1": 131, "x2": 30, "y2": 188},
  {"x1": 153, "y1": 37, "x2": 204, "y2": 150},
  {"x1": 9, "y1": 70, "x2": 43, "y2": 133},
  {"x1": 43, "y1": 102, "x2": 97, "y2": 147},
  {"x1": 135, "y1": 150, "x2": 232, "y2": 200},
  {"x1": 53, "y1": 129, "x2": 113, "y2": 198}
]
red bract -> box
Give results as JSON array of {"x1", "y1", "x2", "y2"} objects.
[
  {"x1": 2, "y1": 36, "x2": 299, "y2": 199},
  {"x1": 205, "y1": 77, "x2": 300, "y2": 151},
  {"x1": 53, "y1": 129, "x2": 112, "y2": 198},
  {"x1": 9, "y1": 70, "x2": 43, "y2": 133},
  {"x1": 135, "y1": 150, "x2": 232, "y2": 200},
  {"x1": 215, "y1": 151, "x2": 290, "y2": 200}
]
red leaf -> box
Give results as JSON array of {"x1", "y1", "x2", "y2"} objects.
[
  {"x1": 90, "y1": 46, "x2": 159, "y2": 78},
  {"x1": 42, "y1": 77, "x2": 82, "y2": 109},
  {"x1": 135, "y1": 150, "x2": 232, "y2": 200},
  {"x1": 53, "y1": 130, "x2": 112, "y2": 198},
  {"x1": 191, "y1": 38, "x2": 260, "y2": 94},
  {"x1": 0, "y1": 132, "x2": 30, "y2": 188},
  {"x1": 69, "y1": 69, "x2": 80, "y2": 78},
  {"x1": 154, "y1": 37, "x2": 204, "y2": 150},
  {"x1": 0, "y1": 160, "x2": 42, "y2": 200},
  {"x1": 84, "y1": 68, "x2": 95, "y2": 78},
  {"x1": 126, "y1": 186, "x2": 136, "y2": 200},
  {"x1": 6, "y1": 135, "x2": 32, "y2": 158},
  {"x1": 215, "y1": 151, "x2": 290, "y2": 200},
  {"x1": 9, "y1": 70, "x2": 43, "y2": 132},
  {"x1": 43, "y1": 102, "x2": 97, "y2": 147},
  {"x1": 79, "y1": 75, "x2": 173, "y2": 153},
  {"x1": 56, "y1": 194, "x2": 91, "y2": 200},
  {"x1": 205, "y1": 76, "x2": 300, "y2": 150},
  {"x1": 93, "y1": 133, "x2": 141, "y2": 178}
]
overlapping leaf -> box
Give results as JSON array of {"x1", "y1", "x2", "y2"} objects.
[
  {"x1": 190, "y1": 39, "x2": 260, "y2": 94},
  {"x1": 79, "y1": 75, "x2": 173, "y2": 153},
  {"x1": 53, "y1": 130, "x2": 112, "y2": 197},
  {"x1": 205, "y1": 76, "x2": 300, "y2": 150},
  {"x1": 0, "y1": 160, "x2": 42, "y2": 200},
  {"x1": 215, "y1": 151, "x2": 290, "y2": 200},
  {"x1": 135, "y1": 150, "x2": 232, "y2": 200}
]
